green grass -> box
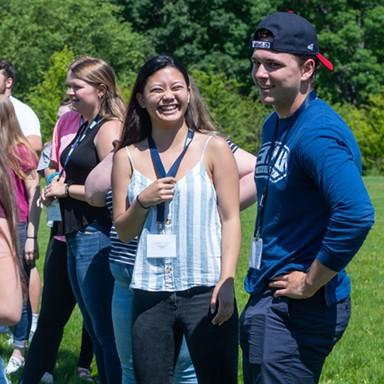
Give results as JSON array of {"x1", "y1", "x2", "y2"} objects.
[
  {"x1": 1, "y1": 177, "x2": 382, "y2": 383},
  {"x1": 320, "y1": 176, "x2": 384, "y2": 384}
]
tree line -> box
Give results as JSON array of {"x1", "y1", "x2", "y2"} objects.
[{"x1": 1, "y1": 0, "x2": 383, "y2": 173}]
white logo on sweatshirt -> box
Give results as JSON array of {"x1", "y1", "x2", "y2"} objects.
[{"x1": 255, "y1": 141, "x2": 289, "y2": 183}]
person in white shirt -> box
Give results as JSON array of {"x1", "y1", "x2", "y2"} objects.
[{"x1": 0, "y1": 59, "x2": 42, "y2": 153}]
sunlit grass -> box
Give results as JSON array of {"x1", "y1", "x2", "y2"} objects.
[{"x1": 1, "y1": 177, "x2": 382, "y2": 383}]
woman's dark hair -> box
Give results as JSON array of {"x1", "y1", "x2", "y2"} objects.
[
  {"x1": 118, "y1": 55, "x2": 198, "y2": 149},
  {"x1": 189, "y1": 76, "x2": 216, "y2": 133}
]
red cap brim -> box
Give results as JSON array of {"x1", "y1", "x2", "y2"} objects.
[{"x1": 316, "y1": 53, "x2": 334, "y2": 71}]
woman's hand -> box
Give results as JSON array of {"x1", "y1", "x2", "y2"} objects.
[
  {"x1": 24, "y1": 238, "x2": 39, "y2": 264},
  {"x1": 138, "y1": 177, "x2": 176, "y2": 208},
  {"x1": 44, "y1": 175, "x2": 66, "y2": 199},
  {"x1": 210, "y1": 278, "x2": 235, "y2": 326},
  {"x1": 40, "y1": 187, "x2": 55, "y2": 206}
]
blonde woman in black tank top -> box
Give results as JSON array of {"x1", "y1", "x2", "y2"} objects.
[{"x1": 44, "y1": 56, "x2": 125, "y2": 384}]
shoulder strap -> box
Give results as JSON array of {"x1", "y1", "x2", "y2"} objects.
[
  {"x1": 125, "y1": 146, "x2": 136, "y2": 170},
  {"x1": 201, "y1": 135, "x2": 214, "y2": 160}
]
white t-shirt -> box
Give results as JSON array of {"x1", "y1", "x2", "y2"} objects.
[{"x1": 10, "y1": 96, "x2": 41, "y2": 137}]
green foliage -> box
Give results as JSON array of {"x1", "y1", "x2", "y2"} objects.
[
  {"x1": 0, "y1": 0, "x2": 153, "y2": 98},
  {"x1": 27, "y1": 48, "x2": 75, "y2": 142},
  {"x1": 274, "y1": 0, "x2": 384, "y2": 104},
  {"x1": 112, "y1": 0, "x2": 266, "y2": 90},
  {"x1": 1, "y1": 0, "x2": 383, "y2": 173},
  {"x1": 113, "y1": 0, "x2": 384, "y2": 104},
  {"x1": 191, "y1": 69, "x2": 268, "y2": 153},
  {"x1": 110, "y1": 0, "x2": 384, "y2": 173},
  {"x1": 335, "y1": 90, "x2": 384, "y2": 174}
]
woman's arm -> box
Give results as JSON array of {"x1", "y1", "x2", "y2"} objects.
[
  {"x1": 40, "y1": 160, "x2": 59, "y2": 206},
  {"x1": 46, "y1": 121, "x2": 122, "y2": 202},
  {"x1": 24, "y1": 169, "x2": 41, "y2": 263},
  {"x1": 94, "y1": 120, "x2": 122, "y2": 160},
  {"x1": 68, "y1": 120, "x2": 122, "y2": 202},
  {"x1": 112, "y1": 148, "x2": 148, "y2": 242},
  {"x1": 233, "y1": 148, "x2": 257, "y2": 210},
  {"x1": 207, "y1": 137, "x2": 241, "y2": 325},
  {"x1": 112, "y1": 147, "x2": 176, "y2": 242},
  {"x1": 85, "y1": 151, "x2": 113, "y2": 207},
  {"x1": 0, "y1": 219, "x2": 23, "y2": 325}
]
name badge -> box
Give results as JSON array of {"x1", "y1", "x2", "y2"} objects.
[
  {"x1": 147, "y1": 234, "x2": 176, "y2": 258},
  {"x1": 47, "y1": 200, "x2": 62, "y2": 223},
  {"x1": 249, "y1": 237, "x2": 263, "y2": 270}
]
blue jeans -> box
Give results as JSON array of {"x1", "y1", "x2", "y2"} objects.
[
  {"x1": 21, "y1": 234, "x2": 93, "y2": 384},
  {"x1": 0, "y1": 358, "x2": 9, "y2": 384},
  {"x1": 240, "y1": 289, "x2": 351, "y2": 384},
  {"x1": 12, "y1": 223, "x2": 32, "y2": 349},
  {"x1": 110, "y1": 261, "x2": 197, "y2": 384},
  {"x1": 110, "y1": 262, "x2": 135, "y2": 384},
  {"x1": 66, "y1": 222, "x2": 120, "y2": 384}
]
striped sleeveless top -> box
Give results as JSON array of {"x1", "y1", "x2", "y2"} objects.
[
  {"x1": 128, "y1": 137, "x2": 222, "y2": 291},
  {"x1": 106, "y1": 189, "x2": 137, "y2": 266}
]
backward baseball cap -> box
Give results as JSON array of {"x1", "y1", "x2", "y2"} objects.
[{"x1": 251, "y1": 12, "x2": 334, "y2": 71}]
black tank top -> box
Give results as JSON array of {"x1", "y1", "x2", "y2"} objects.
[{"x1": 59, "y1": 118, "x2": 111, "y2": 235}]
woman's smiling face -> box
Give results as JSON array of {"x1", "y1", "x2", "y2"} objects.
[
  {"x1": 66, "y1": 70, "x2": 103, "y2": 117},
  {"x1": 137, "y1": 66, "x2": 190, "y2": 128}
]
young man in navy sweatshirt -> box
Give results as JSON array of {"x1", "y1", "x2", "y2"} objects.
[{"x1": 240, "y1": 11, "x2": 375, "y2": 384}]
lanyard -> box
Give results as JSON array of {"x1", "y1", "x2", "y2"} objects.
[
  {"x1": 254, "y1": 121, "x2": 289, "y2": 239},
  {"x1": 59, "y1": 115, "x2": 103, "y2": 178},
  {"x1": 254, "y1": 92, "x2": 316, "y2": 239},
  {"x1": 148, "y1": 129, "x2": 194, "y2": 223}
]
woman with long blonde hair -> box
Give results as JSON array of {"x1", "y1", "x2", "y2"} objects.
[
  {"x1": 0, "y1": 148, "x2": 24, "y2": 384},
  {"x1": 43, "y1": 56, "x2": 125, "y2": 383},
  {"x1": 0, "y1": 95, "x2": 40, "y2": 378}
]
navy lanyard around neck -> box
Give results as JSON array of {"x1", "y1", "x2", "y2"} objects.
[
  {"x1": 148, "y1": 128, "x2": 194, "y2": 223},
  {"x1": 254, "y1": 92, "x2": 315, "y2": 238},
  {"x1": 59, "y1": 114, "x2": 103, "y2": 178}
]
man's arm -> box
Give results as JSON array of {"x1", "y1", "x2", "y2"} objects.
[{"x1": 270, "y1": 128, "x2": 374, "y2": 299}]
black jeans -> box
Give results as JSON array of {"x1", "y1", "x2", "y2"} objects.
[
  {"x1": 132, "y1": 287, "x2": 238, "y2": 384},
  {"x1": 21, "y1": 234, "x2": 93, "y2": 383}
]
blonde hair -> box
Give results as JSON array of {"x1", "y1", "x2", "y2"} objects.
[
  {"x1": 0, "y1": 95, "x2": 37, "y2": 179},
  {"x1": 68, "y1": 56, "x2": 126, "y2": 122}
]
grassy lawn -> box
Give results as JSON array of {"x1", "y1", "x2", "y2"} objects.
[{"x1": 1, "y1": 176, "x2": 382, "y2": 383}]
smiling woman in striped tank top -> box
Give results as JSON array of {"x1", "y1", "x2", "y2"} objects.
[{"x1": 112, "y1": 55, "x2": 241, "y2": 384}]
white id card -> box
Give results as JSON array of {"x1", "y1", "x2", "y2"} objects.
[
  {"x1": 249, "y1": 237, "x2": 263, "y2": 270},
  {"x1": 147, "y1": 234, "x2": 176, "y2": 258},
  {"x1": 47, "y1": 200, "x2": 62, "y2": 223}
]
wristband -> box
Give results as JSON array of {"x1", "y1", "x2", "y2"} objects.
[
  {"x1": 46, "y1": 171, "x2": 60, "y2": 185},
  {"x1": 136, "y1": 194, "x2": 149, "y2": 210},
  {"x1": 27, "y1": 236, "x2": 37, "y2": 239},
  {"x1": 65, "y1": 183, "x2": 70, "y2": 198}
]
